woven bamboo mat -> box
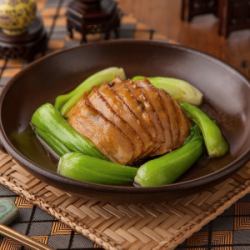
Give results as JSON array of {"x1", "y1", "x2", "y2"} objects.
[{"x1": 0, "y1": 150, "x2": 249, "y2": 250}]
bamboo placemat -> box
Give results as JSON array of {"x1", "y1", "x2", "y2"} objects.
[{"x1": 0, "y1": 149, "x2": 249, "y2": 250}]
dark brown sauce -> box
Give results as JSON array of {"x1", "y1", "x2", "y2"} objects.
[
  {"x1": 10, "y1": 127, "x2": 58, "y2": 172},
  {"x1": 10, "y1": 124, "x2": 235, "y2": 184},
  {"x1": 179, "y1": 153, "x2": 235, "y2": 181}
]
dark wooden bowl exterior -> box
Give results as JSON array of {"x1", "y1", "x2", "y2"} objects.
[{"x1": 0, "y1": 40, "x2": 249, "y2": 202}]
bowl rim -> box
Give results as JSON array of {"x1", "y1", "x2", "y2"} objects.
[{"x1": 0, "y1": 39, "x2": 249, "y2": 193}]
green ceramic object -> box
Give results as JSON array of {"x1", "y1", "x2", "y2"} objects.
[{"x1": 0, "y1": 0, "x2": 37, "y2": 35}]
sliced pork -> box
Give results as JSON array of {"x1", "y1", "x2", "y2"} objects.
[{"x1": 67, "y1": 79, "x2": 191, "y2": 165}]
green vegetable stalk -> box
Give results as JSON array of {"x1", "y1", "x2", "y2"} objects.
[
  {"x1": 181, "y1": 102, "x2": 229, "y2": 157},
  {"x1": 35, "y1": 127, "x2": 70, "y2": 156},
  {"x1": 135, "y1": 126, "x2": 203, "y2": 187},
  {"x1": 58, "y1": 152, "x2": 137, "y2": 185},
  {"x1": 31, "y1": 103, "x2": 105, "y2": 159},
  {"x1": 132, "y1": 76, "x2": 203, "y2": 105},
  {"x1": 55, "y1": 67, "x2": 126, "y2": 116}
]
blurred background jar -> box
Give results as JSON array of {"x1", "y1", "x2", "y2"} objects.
[{"x1": 0, "y1": 0, "x2": 36, "y2": 36}]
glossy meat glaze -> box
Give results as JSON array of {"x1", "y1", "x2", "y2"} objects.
[{"x1": 67, "y1": 78, "x2": 190, "y2": 165}]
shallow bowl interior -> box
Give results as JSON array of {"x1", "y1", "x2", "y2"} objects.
[{"x1": 0, "y1": 40, "x2": 249, "y2": 202}]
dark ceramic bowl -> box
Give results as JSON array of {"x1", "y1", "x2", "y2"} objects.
[{"x1": 0, "y1": 40, "x2": 249, "y2": 202}]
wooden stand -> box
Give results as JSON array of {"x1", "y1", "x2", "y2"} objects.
[
  {"x1": 0, "y1": 17, "x2": 47, "y2": 61},
  {"x1": 218, "y1": 0, "x2": 250, "y2": 37},
  {"x1": 181, "y1": 0, "x2": 218, "y2": 22},
  {"x1": 66, "y1": 0, "x2": 120, "y2": 43},
  {"x1": 181, "y1": 0, "x2": 250, "y2": 38}
]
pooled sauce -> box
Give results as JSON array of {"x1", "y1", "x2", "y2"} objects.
[
  {"x1": 10, "y1": 124, "x2": 236, "y2": 184},
  {"x1": 10, "y1": 127, "x2": 58, "y2": 172}
]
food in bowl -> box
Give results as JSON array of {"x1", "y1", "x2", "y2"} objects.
[{"x1": 31, "y1": 67, "x2": 229, "y2": 187}]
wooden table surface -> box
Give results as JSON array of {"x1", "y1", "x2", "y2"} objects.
[{"x1": 119, "y1": 0, "x2": 250, "y2": 79}]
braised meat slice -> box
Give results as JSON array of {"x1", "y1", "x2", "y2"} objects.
[
  {"x1": 67, "y1": 78, "x2": 191, "y2": 165},
  {"x1": 98, "y1": 81, "x2": 152, "y2": 159},
  {"x1": 173, "y1": 100, "x2": 191, "y2": 148},
  {"x1": 134, "y1": 79, "x2": 172, "y2": 155},
  {"x1": 158, "y1": 91, "x2": 179, "y2": 149},
  {"x1": 111, "y1": 80, "x2": 157, "y2": 156},
  {"x1": 126, "y1": 80, "x2": 164, "y2": 154},
  {"x1": 68, "y1": 98, "x2": 134, "y2": 164},
  {"x1": 88, "y1": 87, "x2": 143, "y2": 161}
]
